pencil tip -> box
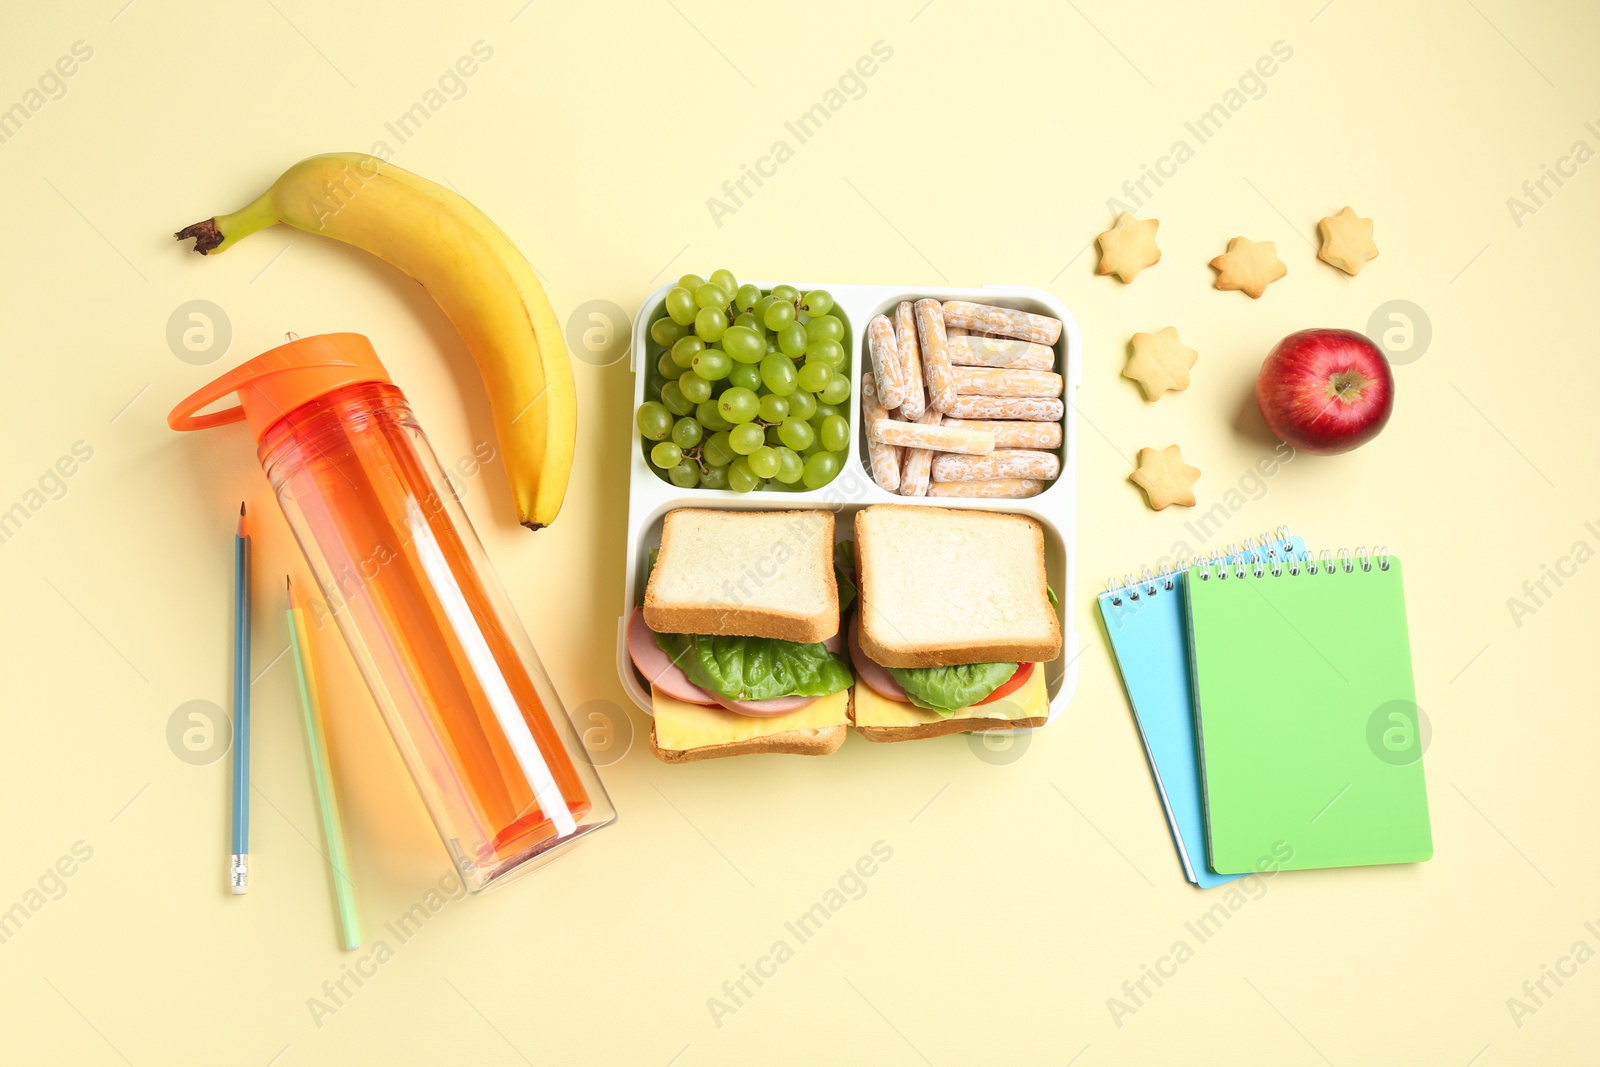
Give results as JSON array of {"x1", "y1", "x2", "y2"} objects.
[{"x1": 236, "y1": 503, "x2": 248, "y2": 537}]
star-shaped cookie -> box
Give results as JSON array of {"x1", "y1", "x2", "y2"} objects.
[
  {"x1": 1123, "y1": 327, "x2": 1197, "y2": 401},
  {"x1": 1209, "y1": 237, "x2": 1286, "y2": 298},
  {"x1": 1317, "y1": 206, "x2": 1378, "y2": 276},
  {"x1": 1096, "y1": 213, "x2": 1161, "y2": 283},
  {"x1": 1129, "y1": 445, "x2": 1200, "y2": 510}
]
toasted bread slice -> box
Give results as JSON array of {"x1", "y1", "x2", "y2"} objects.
[
  {"x1": 648, "y1": 686, "x2": 851, "y2": 763},
  {"x1": 644, "y1": 508, "x2": 838, "y2": 643},
  {"x1": 850, "y1": 661, "x2": 1050, "y2": 742},
  {"x1": 855, "y1": 505, "x2": 1061, "y2": 669}
]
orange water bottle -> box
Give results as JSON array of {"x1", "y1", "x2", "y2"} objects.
[{"x1": 170, "y1": 333, "x2": 614, "y2": 892}]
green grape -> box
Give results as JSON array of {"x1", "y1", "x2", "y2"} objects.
[
  {"x1": 665, "y1": 287, "x2": 697, "y2": 326},
  {"x1": 637, "y1": 401, "x2": 672, "y2": 441},
  {"x1": 709, "y1": 269, "x2": 738, "y2": 297},
  {"x1": 694, "y1": 283, "x2": 728, "y2": 310},
  {"x1": 802, "y1": 451, "x2": 841, "y2": 488},
  {"x1": 732, "y1": 312, "x2": 760, "y2": 334},
  {"x1": 700, "y1": 463, "x2": 730, "y2": 490},
  {"x1": 691, "y1": 348, "x2": 731, "y2": 381},
  {"x1": 719, "y1": 386, "x2": 760, "y2": 425},
  {"x1": 656, "y1": 352, "x2": 679, "y2": 379},
  {"x1": 703, "y1": 431, "x2": 735, "y2": 467},
  {"x1": 694, "y1": 306, "x2": 728, "y2": 341},
  {"x1": 697, "y1": 400, "x2": 732, "y2": 432},
  {"x1": 801, "y1": 289, "x2": 834, "y2": 316},
  {"x1": 730, "y1": 423, "x2": 765, "y2": 454},
  {"x1": 797, "y1": 361, "x2": 831, "y2": 393},
  {"x1": 778, "y1": 417, "x2": 814, "y2": 451},
  {"x1": 651, "y1": 317, "x2": 689, "y2": 347},
  {"x1": 679, "y1": 372, "x2": 712, "y2": 404},
  {"x1": 763, "y1": 301, "x2": 795, "y2": 330},
  {"x1": 820, "y1": 414, "x2": 849, "y2": 452},
  {"x1": 671, "y1": 416, "x2": 703, "y2": 449},
  {"x1": 814, "y1": 402, "x2": 841, "y2": 422},
  {"x1": 671, "y1": 335, "x2": 705, "y2": 369},
  {"x1": 753, "y1": 295, "x2": 776, "y2": 322},
  {"x1": 721, "y1": 325, "x2": 764, "y2": 363},
  {"x1": 661, "y1": 381, "x2": 693, "y2": 416},
  {"x1": 668, "y1": 461, "x2": 700, "y2": 489},
  {"x1": 758, "y1": 394, "x2": 789, "y2": 423},
  {"x1": 759, "y1": 353, "x2": 798, "y2": 395},
  {"x1": 789, "y1": 390, "x2": 818, "y2": 420},
  {"x1": 734, "y1": 283, "x2": 762, "y2": 311},
  {"x1": 807, "y1": 338, "x2": 844, "y2": 369},
  {"x1": 728, "y1": 362, "x2": 761, "y2": 391},
  {"x1": 820, "y1": 374, "x2": 853, "y2": 405},
  {"x1": 805, "y1": 314, "x2": 843, "y2": 343},
  {"x1": 677, "y1": 273, "x2": 706, "y2": 293},
  {"x1": 774, "y1": 446, "x2": 804, "y2": 484},
  {"x1": 799, "y1": 436, "x2": 824, "y2": 458},
  {"x1": 728, "y1": 458, "x2": 760, "y2": 493},
  {"x1": 765, "y1": 424, "x2": 784, "y2": 446},
  {"x1": 650, "y1": 441, "x2": 682, "y2": 469},
  {"x1": 770, "y1": 284, "x2": 799, "y2": 303},
  {"x1": 748, "y1": 446, "x2": 780, "y2": 479},
  {"x1": 778, "y1": 322, "x2": 808, "y2": 357}
]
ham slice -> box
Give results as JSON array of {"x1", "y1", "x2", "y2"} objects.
[
  {"x1": 710, "y1": 693, "x2": 816, "y2": 717},
  {"x1": 848, "y1": 617, "x2": 912, "y2": 703},
  {"x1": 626, "y1": 608, "x2": 716, "y2": 705}
]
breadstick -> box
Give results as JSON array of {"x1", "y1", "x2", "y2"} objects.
[
  {"x1": 872, "y1": 418, "x2": 995, "y2": 455},
  {"x1": 952, "y1": 367, "x2": 1063, "y2": 398},
  {"x1": 928, "y1": 478, "x2": 1046, "y2": 499},
  {"x1": 942, "y1": 300, "x2": 1063, "y2": 345},
  {"x1": 946, "y1": 325, "x2": 969, "y2": 337},
  {"x1": 894, "y1": 301, "x2": 926, "y2": 420},
  {"x1": 861, "y1": 373, "x2": 901, "y2": 492},
  {"x1": 946, "y1": 395, "x2": 1065, "y2": 421},
  {"x1": 865, "y1": 315, "x2": 906, "y2": 410},
  {"x1": 941, "y1": 417, "x2": 1062, "y2": 450},
  {"x1": 914, "y1": 298, "x2": 956, "y2": 413},
  {"x1": 897, "y1": 407, "x2": 943, "y2": 497},
  {"x1": 948, "y1": 336, "x2": 1054, "y2": 371},
  {"x1": 931, "y1": 450, "x2": 1061, "y2": 483}
]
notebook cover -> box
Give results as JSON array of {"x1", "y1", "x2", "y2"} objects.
[
  {"x1": 1187, "y1": 556, "x2": 1432, "y2": 873},
  {"x1": 1098, "y1": 537, "x2": 1305, "y2": 889}
]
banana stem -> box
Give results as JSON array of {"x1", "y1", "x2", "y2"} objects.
[{"x1": 174, "y1": 191, "x2": 280, "y2": 255}]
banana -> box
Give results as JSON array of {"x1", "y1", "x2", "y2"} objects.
[{"x1": 175, "y1": 152, "x2": 575, "y2": 530}]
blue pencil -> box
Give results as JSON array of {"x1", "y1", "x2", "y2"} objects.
[{"x1": 231, "y1": 503, "x2": 251, "y2": 895}]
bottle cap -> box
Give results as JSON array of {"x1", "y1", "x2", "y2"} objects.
[{"x1": 168, "y1": 333, "x2": 392, "y2": 443}]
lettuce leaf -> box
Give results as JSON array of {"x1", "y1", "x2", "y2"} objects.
[
  {"x1": 886, "y1": 661, "x2": 1018, "y2": 715},
  {"x1": 834, "y1": 540, "x2": 858, "y2": 614},
  {"x1": 654, "y1": 631, "x2": 853, "y2": 701}
]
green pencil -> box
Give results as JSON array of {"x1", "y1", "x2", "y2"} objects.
[{"x1": 286, "y1": 578, "x2": 361, "y2": 951}]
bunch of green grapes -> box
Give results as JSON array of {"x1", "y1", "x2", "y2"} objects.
[{"x1": 636, "y1": 269, "x2": 852, "y2": 493}]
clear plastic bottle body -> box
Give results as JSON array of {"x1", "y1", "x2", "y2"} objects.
[{"x1": 259, "y1": 381, "x2": 613, "y2": 892}]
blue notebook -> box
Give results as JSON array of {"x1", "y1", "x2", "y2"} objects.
[{"x1": 1098, "y1": 531, "x2": 1307, "y2": 888}]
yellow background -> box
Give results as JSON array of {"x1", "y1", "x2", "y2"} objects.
[{"x1": 2, "y1": 1, "x2": 1596, "y2": 1064}]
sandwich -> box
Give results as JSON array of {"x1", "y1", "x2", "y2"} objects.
[
  {"x1": 846, "y1": 505, "x2": 1061, "y2": 741},
  {"x1": 627, "y1": 508, "x2": 854, "y2": 762}
]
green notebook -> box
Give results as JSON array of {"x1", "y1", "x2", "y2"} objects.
[{"x1": 1187, "y1": 551, "x2": 1432, "y2": 873}]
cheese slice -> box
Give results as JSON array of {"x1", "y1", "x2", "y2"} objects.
[
  {"x1": 851, "y1": 664, "x2": 1049, "y2": 729},
  {"x1": 652, "y1": 688, "x2": 851, "y2": 751}
]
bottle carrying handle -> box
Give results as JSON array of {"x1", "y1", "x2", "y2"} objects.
[{"x1": 167, "y1": 334, "x2": 391, "y2": 441}]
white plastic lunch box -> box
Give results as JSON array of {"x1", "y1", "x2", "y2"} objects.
[{"x1": 616, "y1": 283, "x2": 1081, "y2": 728}]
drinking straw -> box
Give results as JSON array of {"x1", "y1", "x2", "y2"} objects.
[
  {"x1": 231, "y1": 503, "x2": 251, "y2": 895},
  {"x1": 286, "y1": 578, "x2": 362, "y2": 950}
]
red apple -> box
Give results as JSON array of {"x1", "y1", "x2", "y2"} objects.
[{"x1": 1255, "y1": 328, "x2": 1394, "y2": 455}]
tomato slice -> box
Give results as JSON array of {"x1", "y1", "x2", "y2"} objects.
[{"x1": 974, "y1": 662, "x2": 1034, "y2": 706}]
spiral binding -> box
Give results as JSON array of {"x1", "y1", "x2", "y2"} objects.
[
  {"x1": 1104, "y1": 525, "x2": 1297, "y2": 606},
  {"x1": 1194, "y1": 541, "x2": 1389, "y2": 580}
]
